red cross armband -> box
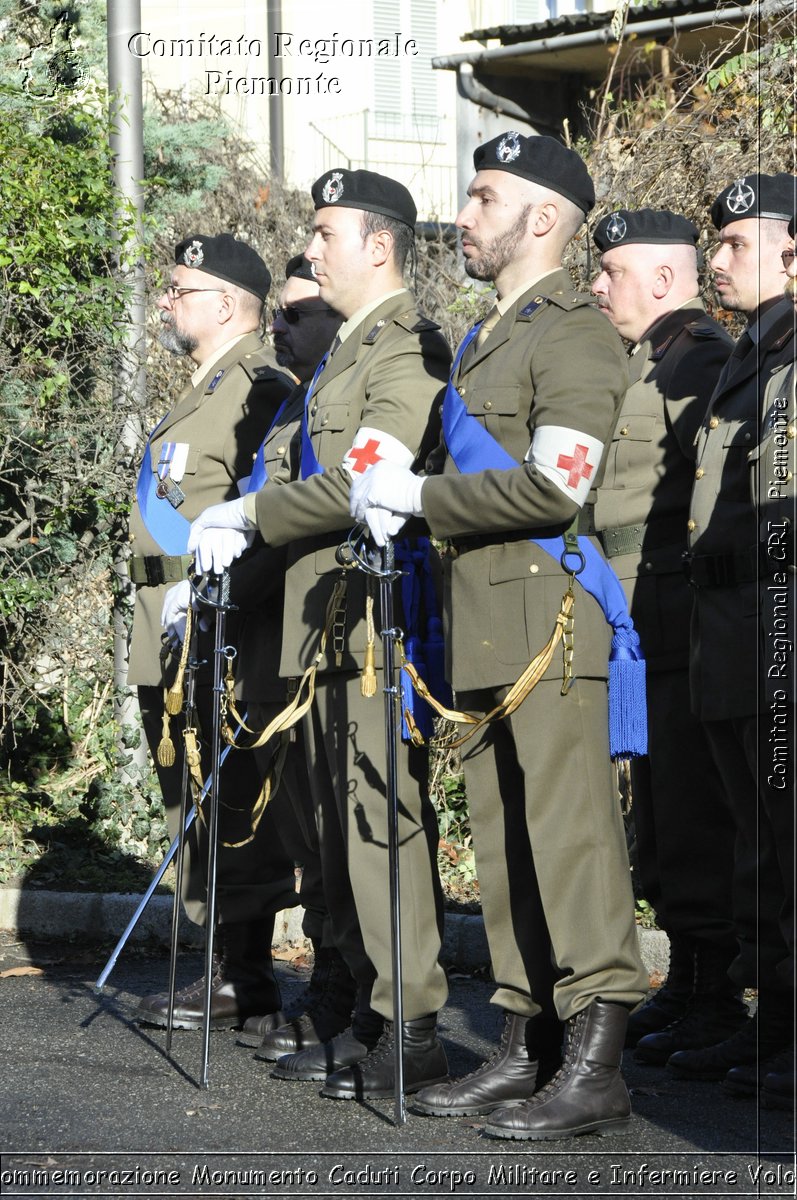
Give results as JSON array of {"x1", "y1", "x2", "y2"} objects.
[
  {"x1": 525, "y1": 425, "x2": 604, "y2": 507},
  {"x1": 343, "y1": 426, "x2": 415, "y2": 478}
]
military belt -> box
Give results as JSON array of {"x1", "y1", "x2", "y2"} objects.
[
  {"x1": 449, "y1": 528, "x2": 562, "y2": 557},
  {"x1": 684, "y1": 547, "x2": 760, "y2": 588},
  {"x1": 599, "y1": 523, "x2": 647, "y2": 558},
  {"x1": 586, "y1": 513, "x2": 687, "y2": 559},
  {"x1": 129, "y1": 554, "x2": 193, "y2": 586}
]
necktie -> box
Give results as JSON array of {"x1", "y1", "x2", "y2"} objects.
[
  {"x1": 475, "y1": 305, "x2": 501, "y2": 349},
  {"x1": 462, "y1": 306, "x2": 501, "y2": 369}
]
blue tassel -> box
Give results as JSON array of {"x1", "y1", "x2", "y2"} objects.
[
  {"x1": 422, "y1": 615, "x2": 453, "y2": 710},
  {"x1": 608, "y1": 628, "x2": 647, "y2": 760}
]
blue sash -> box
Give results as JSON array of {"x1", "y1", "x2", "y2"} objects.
[
  {"x1": 135, "y1": 419, "x2": 191, "y2": 555},
  {"x1": 443, "y1": 323, "x2": 647, "y2": 759},
  {"x1": 248, "y1": 395, "x2": 294, "y2": 493},
  {"x1": 300, "y1": 353, "x2": 330, "y2": 479}
]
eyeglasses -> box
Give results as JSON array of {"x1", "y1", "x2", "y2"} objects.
[
  {"x1": 781, "y1": 249, "x2": 796, "y2": 267},
  {"x1": 164, "y1": 285, "x2": 225, "y2": 302},
  {"x1": 272, "y1": 303, "x2": 335, "y2": 324}
]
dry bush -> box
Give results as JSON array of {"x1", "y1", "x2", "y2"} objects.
[{"x1": 567, "y1": 3, "x2": 796, "y2": 310}]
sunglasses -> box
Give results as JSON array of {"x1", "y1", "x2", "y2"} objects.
[{"x1": 272, "y1": 302, "x2": 335, "y2": 324}]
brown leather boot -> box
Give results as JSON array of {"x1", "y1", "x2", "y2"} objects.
[
  {"x1": 135, "y1": 919, "x2": 282, "y2": 1031},
  {"x1": 411, "y1": 1011, "x2": 563, "y2": 1118},
  {"x1": 484, "y1": 1000, "x2": 632, "y2": 1140},
  {"x1": 271, "y1": 1009, "x2": 385, "y2": 1081}
]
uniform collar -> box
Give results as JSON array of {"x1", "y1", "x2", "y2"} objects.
[
  {"x1": 190, "y1": 332, "x2": 252, "y2": 388},
  {"x1": 336, "y1": 289, "x2": 408, "y2": 346}
]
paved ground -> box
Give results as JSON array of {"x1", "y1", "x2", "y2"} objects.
[{"x1": 0, "y1": 932, "x2": 793, "y2": 1199}]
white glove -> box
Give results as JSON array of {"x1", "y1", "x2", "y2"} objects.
[
  {"x1": 349, "y1": 460, "x2": 426, "y2": 523},
  {"x1": 187, "y1": 497, "x2": 255, "y2": 575},
  {"x1": 160, "y1": 580, "x2": 192, "y2": 645},
  {"x1": 363, "y1": 507, "x2": 409, "y2": 548},
  {"x1": 193, "y1": 528, "x2": 253, "y2": 575}
]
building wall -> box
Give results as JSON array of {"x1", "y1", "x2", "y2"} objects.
[{"x1": 135, "y1": 0, "x2": 605, "y2": 221}]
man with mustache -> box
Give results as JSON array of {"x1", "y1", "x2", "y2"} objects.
[
  {"x1": 129, "y1": 233, "x2": 300, "y2": 1033},
  {"x1": 589, "y1": 210, "x2": 741, "y2": 1065},
  {"x1": 672, "y1": 176, "x2": 795, "y2": 1099}
]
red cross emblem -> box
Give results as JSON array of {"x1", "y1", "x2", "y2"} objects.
[
  {"x1": 557, "y1": 443, "x2": 594, "y2": 489},
  {"x1": 347, "y1": 438, "x2": 383, "y2": 474}
]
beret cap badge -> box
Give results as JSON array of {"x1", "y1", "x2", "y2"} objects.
[
  {"x1": 605, "y1": 213, "x2": 628, "y2": 244},
  {"x1": 321, "y1": 172, "x2": 345, "y2": 204},
  {"x1": 496, "y1": 132, "x2": 522, "y2": 164},
  {"x1": 182, "y1": 239, "x2": 204, "y2": 267},
  {"x1": 726, "y1": 178, "x2": 756, "y2": 215}
]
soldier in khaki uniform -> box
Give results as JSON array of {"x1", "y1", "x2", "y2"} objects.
[
  {"x1": 162, "y1": 253, "x2": 360, "y2": 1053},
  {"x1": 188, "y1": 171, "x2": 452, "y2": 1100},
  {"x1": 589, "y1": 209, "x2": 743, "y2": 1063},
  {"x1": 352, "y1": 133, "x2": 648, "y2": 1140},
  {"x1": 670, "y1": 175, "x2": 795, "y2": 1093},
  {"x1": 129, "y1": 234, "x2": 300, "y2": 1030}
]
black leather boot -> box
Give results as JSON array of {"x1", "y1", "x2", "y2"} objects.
[
  {"x1": 237, "y1": 943, "x2": 349, "y2": 1048},
  {"x1": 625, "y1": 935, "x2": 694, "y2": 1047},
  {"x1": 634, "y1": 942, "x2": 748, "y2": 1065},
  {"x1": 320, "y1": 1014, "x2": 448, "y2": 1100},
  {"x1": 135, "y1": 919, "x2": 282, "y2": 1030},
  {"x1": 411, "y1": 1011, "x2": 563, "y2": 1118},
  {"x1": 761, "y1": 1046, "x2": 795, "y2": 1110},
  {"x1": 254, "y1": 946, "x2": 357, "y2": 1060},
  {"x1": 483, "y1": 1000, "x2": 632, "y2": 1141},
  {"x1": 723, "y1": 1044, "x2": 795, "y2": 1098},
  {"x1": 271, "y1": 1009, "x2": 385, "y2": 1081},
  {"x1": 668, "y1": 992, "x2": 793, "y2": 1080}
]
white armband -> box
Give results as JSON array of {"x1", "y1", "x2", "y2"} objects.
[
  {"x1": 525, "y1": 425, "x2": 604, "y2": 507},
  {"x1": 343, "y1": 426, "x2": 414, "y2": 477}
]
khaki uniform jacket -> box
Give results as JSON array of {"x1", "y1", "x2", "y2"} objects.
[
  {"x1": 127, "y1": 332, "x2": 293, "y2": 686},
  {"x1": 592, "y1": 301, "x2": 732, "y2": 671},
  {"x1": 421, "y1": 268, "x2": 629, "y2": 692},
  {"x1": 251, "y1": 290, "x2": 451, "y2": 677},
  {"x1": 756, "y1": 358, "x2": 795, "y2": 706},
  {"x1": 689, "y1": 302, "x2": 795, "y2": 719}
]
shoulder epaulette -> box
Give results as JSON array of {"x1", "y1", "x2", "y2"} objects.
[
  {"x1": 239, "y1": 349, "x2": 279, "y2": 382},
  {"x1": 545, "y1": 290, "x2": 594, "y2": 312},
  {"x1": 391, "y1": 310, "x2": 441, "y2": 336},
  {"x1": 685, "y1": 320, "x2": 726, "y2": 340}
]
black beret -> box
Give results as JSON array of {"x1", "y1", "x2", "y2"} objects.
[
  {"x1": 174, "y1": 233, "x2": 271, "y2": 302},
  {"x1": 594, "y1": 208, "x2": 698, "y2": 251},
  {"x1": 710, "y1": 174, "x2": 797, "y2": 229},
  {"x1": 285, "y1": 253, "x2": 317, "y2": 282},
  {"x1": 472, "y1": 131, "x2": 595, "y2": 215},
  {"x1": 311, "y1": 168, "x2": 417, "y2": 229}
]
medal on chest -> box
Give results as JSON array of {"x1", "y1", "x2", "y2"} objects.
[{"x1": 155, "y1": 441, "x2": 189, "y2": 508}]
